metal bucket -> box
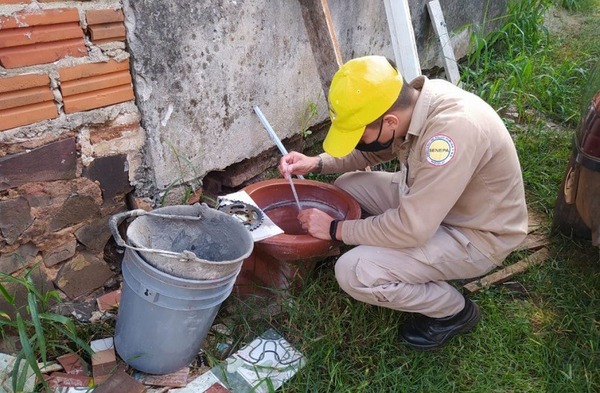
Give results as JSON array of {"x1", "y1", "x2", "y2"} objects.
[
  {"x1": 109, "y1": 203, "x2": 254, "y2": 280},
  {"x1": 114, "y1": 248, "x2": 240, "y2": 374}
]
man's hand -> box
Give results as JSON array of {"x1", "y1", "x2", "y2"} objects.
[
  {"x1": 298, "y1": 208, "x2": 336, "y2": 240},
  {"x1": 279, "y1": 152, "x2": 320, "y2": 178}
]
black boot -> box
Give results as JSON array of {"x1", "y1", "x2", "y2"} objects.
[{"x1": 399, "y1": 297, "x2": 480, "y2": 350}]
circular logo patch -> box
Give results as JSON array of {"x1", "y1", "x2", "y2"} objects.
[{"x1": 425, "y1": 135, "x2": 455, "y2": 166}]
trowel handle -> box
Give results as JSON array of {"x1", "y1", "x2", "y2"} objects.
[{"x1": 108, "y1": 209, "x2": 149, "y2": 247}]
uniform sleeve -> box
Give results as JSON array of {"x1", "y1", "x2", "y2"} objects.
[
  {"x1": 341, "y1": 118, "x2": 490, "y2": 248},
  {"x1": 319, "y1": 148, "x2": 397, "y2": 174}
]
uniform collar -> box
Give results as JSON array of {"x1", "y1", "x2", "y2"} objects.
[{"x1": 406, "y1": 75, "x2": 431, "y2": 138}]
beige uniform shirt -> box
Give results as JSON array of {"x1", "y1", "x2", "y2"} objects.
[{"x1": 319, "y1": 76, "x2": 528, "y2": 264}]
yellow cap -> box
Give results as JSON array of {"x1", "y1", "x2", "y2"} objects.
[{"x1": 323, "y1": 56, "x2": 403, "y2": 157}]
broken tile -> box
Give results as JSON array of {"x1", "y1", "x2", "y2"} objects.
[
  {"x1": 92, "y1": 369, "x2": 146, "y2": 393},
  {"x1": 210, "y1": 329, "x2": 305, "y2": 393},
  {"x1": 56, "y1": 353, "x2": 89, "y2": 375},
  {"x1": 53, "y1": 388, "x2": 90, "y2": 393},
  {"x1": 205, "y1": 382, "x2": 231, "y2": 393},
  {"x1": 38, "y1": 361, "x2": 62, "y2": 373},
  {"x1": 96, "y1": 290, "x2": 121, "y2": 312},
  {"x1": 45, "y1": 371, "x2": 92, "y2": 388},
  {"x1": 134, "y1": 366, "x2": 189, "y2": 387},
  {"x1": 170, "y1": 370, "x2": 223, "y2": 393}
]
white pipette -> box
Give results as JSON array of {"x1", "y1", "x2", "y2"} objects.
[
  {"x1": 254, "y1": 106, "x2": 303, "y2": 211},
  {"x1": 285, "y1": 167, "x2": 302, "y2": 211},
  {"x1": 253, "y1": 106, "x2": 304, "y2": 180}
]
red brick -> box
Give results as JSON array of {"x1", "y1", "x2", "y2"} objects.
[
  {"x1": 0, "y1": 23, "x2": 84, "y2": 49},
  {"x1": 0, "y1": 0, "x2": 31, "y2": 4},
  {"x1": 0, "y1": 8, "x2": 80, "y2": 29},
  {"x1": 0, "y1": 73, "x2": 49, "y2": 93},
  {"x1": 62, "y1": 84, "x2": 134, "y2": 113},
  {"x1": 86, "y1": 9, "x2": 124, "y2": 25},
  {"x1": 0, "y1": 86, "x2": 54, "y2": 111},
  {"x1": 89, "y1": 23, "x2": 126, "y2": 42},
  {"x1": 59, "y1": 59, "x2": 129, "y2": 82},
  {"x1": 0, "y1": 101, "x2": 58, "y2": 131},
  {"x1": 96, "y1": 289, "x2": 121, "y2": 312},
  {"x1": 0, "y1": 38, "x2": 87, "y2": 68},
  {"x1": 60, "y1": 70, "x2": 131, "y2": 96}
]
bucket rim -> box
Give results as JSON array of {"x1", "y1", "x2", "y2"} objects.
[{"x1": 126, "y1": 248, "x2": 242, "y2": 284}]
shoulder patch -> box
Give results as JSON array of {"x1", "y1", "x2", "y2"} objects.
[{"x1": 425, "y1": 135, "x2": 455, "y2": 166}]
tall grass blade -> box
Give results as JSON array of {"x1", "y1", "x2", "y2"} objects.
[
  {"x1": 15, "y1": 313, "x2": 44, "y2": 391},
  {"x1": 27, "y1": 289, "x2": 47, "y2": 365}
]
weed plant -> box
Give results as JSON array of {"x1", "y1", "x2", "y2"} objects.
[
  {"x1": 461, "y1": 0, "x2": 596, "y2": 126},
  {"x1": 0, "y1": 265, "x2": 92, "y2": 392}
]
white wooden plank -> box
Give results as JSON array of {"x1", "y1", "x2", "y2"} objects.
[
  {"x1": 427, "y1": 0, "x2": 461, "y2": 85},
  {"x1": 383, "y1": 0, "x2": 421, "y2": 81}
]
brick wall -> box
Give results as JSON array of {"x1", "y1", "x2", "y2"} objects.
[{"x1": 0, "y1": 1, "x2": 145, "y2": 308}]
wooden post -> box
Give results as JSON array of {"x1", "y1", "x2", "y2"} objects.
[
  {"x1": 298, "y1": 0, "x2": 343, "y2": 96},
  {"x1": 382, "y1": 0, "x2": 421, "y2": 81},
  {"x1": 427, "y1": 0, "x2": 461, "y2": 85}
]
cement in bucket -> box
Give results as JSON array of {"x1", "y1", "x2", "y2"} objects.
[
  {"x1": 112, "y1": 204, "x2": 254, "y2": 374},
  {"x1": 115, "y1": 248, "x2": 242, "y2": 374},
  {"x1": 109, "y1": 204, "x2": 254, "y2": 280}
]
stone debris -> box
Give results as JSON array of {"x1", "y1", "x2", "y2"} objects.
[{"x1": 0, "y1": 285, "x2": 303, "y2": 392}]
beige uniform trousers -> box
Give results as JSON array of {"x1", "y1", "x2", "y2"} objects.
[{"x1": 333, "y1": 171, "x2": 497, "y2": 318}]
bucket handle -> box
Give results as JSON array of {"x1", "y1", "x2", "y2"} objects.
[{"x1": 108, "y1": 209, "x2": 203, "y2": 261}]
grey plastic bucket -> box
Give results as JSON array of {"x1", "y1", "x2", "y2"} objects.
[
  {"x1": 114, "y1": 247, "x2": 242, "y2": 374},
  {"x1": 109, "y1": 204, "x2": 254, "y2": 280}
]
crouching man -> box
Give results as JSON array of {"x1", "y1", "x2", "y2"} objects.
[{"x1": 279, "y1": 56, "x2": 527, "y2": 349}]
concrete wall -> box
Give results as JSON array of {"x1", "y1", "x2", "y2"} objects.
[
  {"x1": 124, "y1": 0, "x2": 329, "y2": 193},
  {"x1": 125, "y1": 0, "x2": 508, "y2": 197}
]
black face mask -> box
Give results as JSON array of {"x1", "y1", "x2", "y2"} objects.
[{"x1": 356, "y1": 120, "x2": 395, "y2": 152}]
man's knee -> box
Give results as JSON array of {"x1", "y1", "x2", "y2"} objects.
[
  {"x1": 333, "y1": 172, "x2": 355, "y2": 192},
  {"x1": 334, "y1": 252, "x2": 359, "y2": 294}
]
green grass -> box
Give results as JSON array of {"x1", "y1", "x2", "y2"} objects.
[{"x1": 217, "y1": 0, "x2": 600, "y2": 392}]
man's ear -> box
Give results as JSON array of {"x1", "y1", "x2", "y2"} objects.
[{"x1": 383, "y1": 113, "x2": 400, "y2": 129}]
